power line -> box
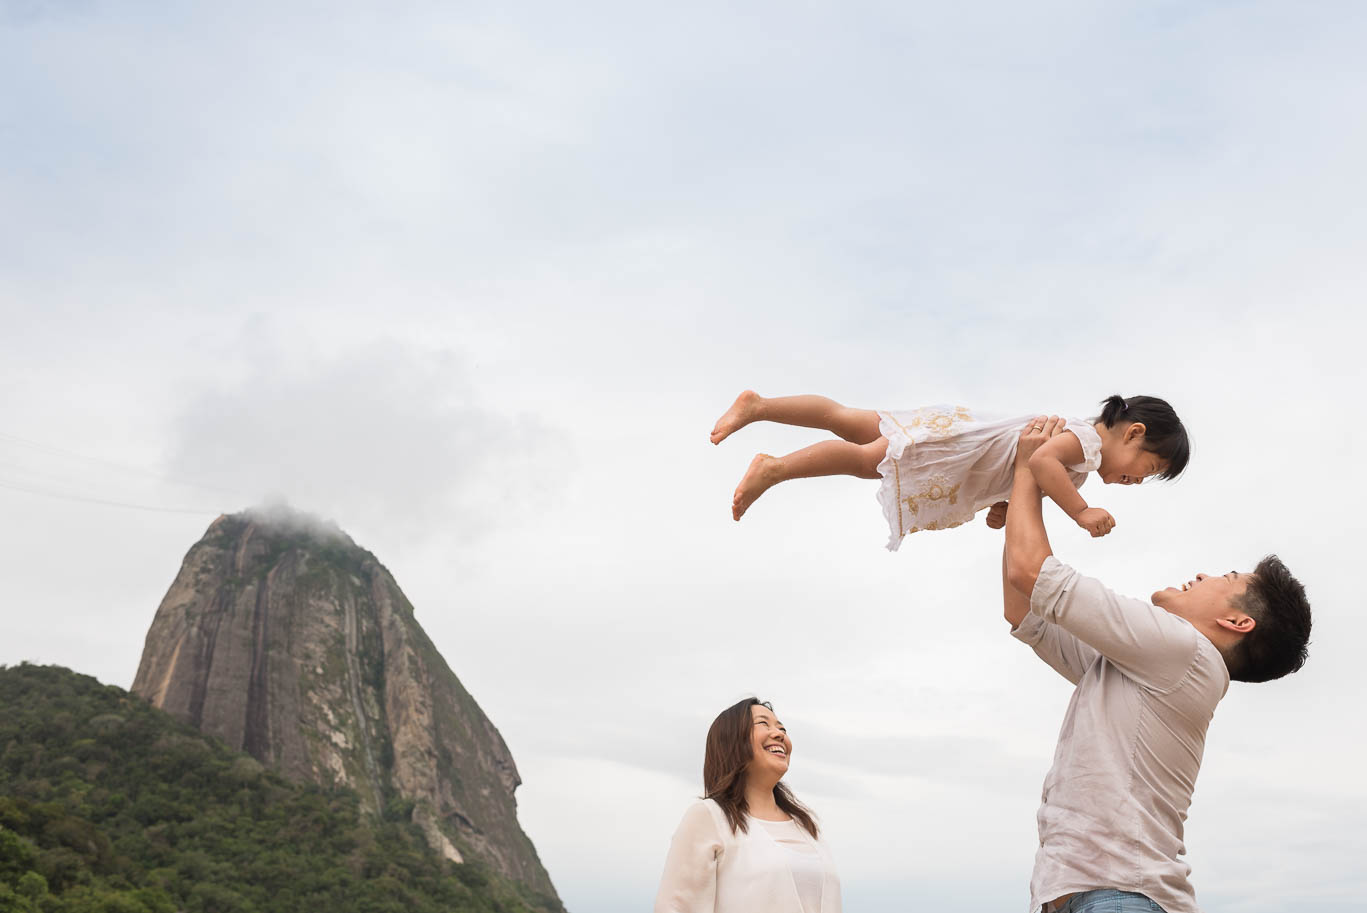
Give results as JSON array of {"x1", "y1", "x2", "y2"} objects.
[
  {"x1": 0, "y1": 432, "x2": 248, "y2": 497},
  {"x1": 0, "y1": 479, "x2": 222, "y2": 516},
  {"x1": 0, "y1": 457, "x2": 124, "y2": 488}
]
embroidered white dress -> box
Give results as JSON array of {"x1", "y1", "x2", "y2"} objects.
[{"x1": 875, "y1": 406, "x2": 1102, "y2": 551}]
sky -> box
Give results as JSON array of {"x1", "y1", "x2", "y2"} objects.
[{"x1": 3, "y1": 1, "x2": 1366, "y2": 911}]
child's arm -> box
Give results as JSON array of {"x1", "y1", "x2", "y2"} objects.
[{"x1": 1027, "y1": 431, "x2": 1116, "y2": 537}]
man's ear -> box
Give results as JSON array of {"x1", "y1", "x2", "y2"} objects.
[
  {"x1": 1217, "y1": 613, "x2": 1256, "y2": 635},
  {"x1": 1125, "y1": 422, "x2": 1147, "y2": 444}
]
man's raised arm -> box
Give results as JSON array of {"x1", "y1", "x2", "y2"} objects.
[
  {"x1": 1002, "y1": 416, "x2": 1203, "y2": 691},
  {"x1": 1002, "y1": 416, "x2": 1059, "y2": 627}
]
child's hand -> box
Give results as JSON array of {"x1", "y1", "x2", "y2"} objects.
[
  {"x1": 1076, "y1": 507, "x2": 1116, "y2": 537},
  {"x1": 985, "y1": 501, "x2": 1009, "y2": 529}
]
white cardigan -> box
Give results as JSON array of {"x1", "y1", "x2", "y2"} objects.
[{"x1": 653, "y1": 799, "x2": 842, "y2": 913}]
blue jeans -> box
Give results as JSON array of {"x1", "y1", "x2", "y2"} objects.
[{"x1": 1054, "y1": 890, "x2": 1167, "y2": 913}]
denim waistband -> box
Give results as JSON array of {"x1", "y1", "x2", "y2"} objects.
[{"x1": 1046, "y1": 889, "x2": 1166, "y2": 913}]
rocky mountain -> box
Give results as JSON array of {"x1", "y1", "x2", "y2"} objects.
[{"x1": 130, "y1": 508, "x2": 561, "y2": 911}]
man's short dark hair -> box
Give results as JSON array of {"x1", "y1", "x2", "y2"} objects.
[{"x1": 1226, "y1": 555, "x2": 1311, "y2": 683}]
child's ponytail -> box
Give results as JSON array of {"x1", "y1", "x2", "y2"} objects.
[
  {"x1": 1099, "y1": 394, "x2": 1128, "y2": 427},
  {"x1": 1093, "y1": 394, "x2": 1191, "y2": 480}
]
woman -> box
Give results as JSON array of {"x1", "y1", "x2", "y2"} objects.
[{"x1": 653, "y1": 697, "x2": 841, "y2": 913}]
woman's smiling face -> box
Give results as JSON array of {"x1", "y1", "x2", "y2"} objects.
[{"x1": 748, "y1": 703, "x2": 791, "y2": 779}]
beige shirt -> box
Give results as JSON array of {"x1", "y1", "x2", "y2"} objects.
[
  {"x1": 1012, "y1": 557, "x2": 1230, "y2": 913},
  {"x1": 654, "y1": 799, "x2": 842, "y2": 913}
]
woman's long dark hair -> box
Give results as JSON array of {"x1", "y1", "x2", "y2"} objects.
[
  {"x1": 703, "y1": 697, "x2": 819, "y2": 838},
  {"x1": 1094, "y1": 394, "x2": 1190, "y2": 480}
]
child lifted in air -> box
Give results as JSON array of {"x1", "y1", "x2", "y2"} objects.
[{"x1": 710, "y1": 392, "x2": 1189, "y2": 550}]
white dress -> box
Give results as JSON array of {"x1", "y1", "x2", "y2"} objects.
[{"x1": 875, "y1": 405, "x2": 1102, "y2": 551}]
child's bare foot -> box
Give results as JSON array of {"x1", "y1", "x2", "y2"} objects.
[
  {"x1": 985, "y1": 501, "x2": 1009, "y2": 529},
  {"x1": 711, "y1": 390, "x2": 763, "y2": 445},
  {"x1": 732, "y1": 453, "x2": 782, "y2": 520}
]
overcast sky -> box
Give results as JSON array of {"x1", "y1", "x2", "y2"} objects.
[{"x1": 4, "y1": 2, "x2": 1366, "y2": 911}]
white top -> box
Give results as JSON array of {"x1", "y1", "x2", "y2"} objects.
[
  {"x1": 757, "y1": 819, "x2": 823, "y2": 913},
  {"x1": 1011, "y1": 557, "x2": 1230, "y2": 913},
  {"x1": 654, "y1": 799, "x2": 842, "y2": 913},
  {"x1": 874, "y1": 406, "x2": 1103, "y2": 550}
]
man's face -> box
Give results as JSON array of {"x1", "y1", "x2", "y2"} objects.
[{"x1": 1152, "y1": 571, "x2": 1254, "y2": 629}]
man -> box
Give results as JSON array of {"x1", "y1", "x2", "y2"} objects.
[{"x1": 1002, "y1": 417, "x2": 1312, "y2": 913}]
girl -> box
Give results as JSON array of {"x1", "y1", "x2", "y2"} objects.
[
  {"x1": 710, "y1": 391, "x2": 1189, "y2": 550},
  {"x1": 654, "y1": 698, "x2": 841, "y2": 913}
]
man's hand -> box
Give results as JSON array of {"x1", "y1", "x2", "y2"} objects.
[
  {"x1": 1015, "y1": 415, "x2": 1064, "y2": 467},
  {"x1": 985, "y1": 501, "x2": 1009, "y2": 529},
  {"x1": 1076, "y1": 507, "x2": 1116, "y2": 537}
]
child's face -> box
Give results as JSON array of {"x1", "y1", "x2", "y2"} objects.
[{"x1": 1098, "y1": 425, "x2": 1168, "y2": 485}]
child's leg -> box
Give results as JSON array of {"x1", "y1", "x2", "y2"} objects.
[
  {"x1": 732, "y1": 436, "x2": 887, "y2": 520},
  {"x1": 711, "y1": 391, "x2": 882, "y2": 445}
]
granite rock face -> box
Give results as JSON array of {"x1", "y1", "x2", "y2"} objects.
[{"x1": 131, "y1": 509, "x2": 561, "y2": 909}]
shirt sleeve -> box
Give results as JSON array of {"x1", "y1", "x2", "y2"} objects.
[
  {"x1": 1028, "y1": 556, "x2": 1202, "y2": 692},
  {"x1": 654, "y1": 801, "x2": 724, "y2": 913},
  {"x1": 1011, "y1": 611, "x2": 1100, "y2": 685},
  {"x1": 1064, "y1": 420, "x2": 1103, "y2": 473}
]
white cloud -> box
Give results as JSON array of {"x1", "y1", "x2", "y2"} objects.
[{"x1": 165, "y1": 331, "x2": 567, "y2": 546}]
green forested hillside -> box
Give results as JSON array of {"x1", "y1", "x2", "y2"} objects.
[{"x1": 0, "y1": 664, "x2": 557, "y2": 913}]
